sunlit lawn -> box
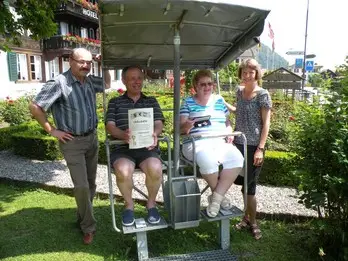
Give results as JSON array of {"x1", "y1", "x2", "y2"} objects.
[{"x1": 0, "y1": 181, "x2": 319, "y2": 261}]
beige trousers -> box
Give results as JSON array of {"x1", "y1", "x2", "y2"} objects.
[{"x1": 59, "y1": 132, "x2": 98, "y2": 234}]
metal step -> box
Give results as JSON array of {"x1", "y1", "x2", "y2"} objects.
[
  {"x1": 145, "y1": 249, "x2": 237, "y2": 261},
  {"x1": 123, "y1": 217, "x2": 168, "y2": 234}
]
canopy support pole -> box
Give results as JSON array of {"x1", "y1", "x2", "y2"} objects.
[
  {"x1": 173, "y1": 29, "x2": 181, "y2": 178},
  {"x1": 216, "y1": 71, "x2": 221, "y2": 95}
]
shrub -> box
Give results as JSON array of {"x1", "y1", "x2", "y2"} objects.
[
  {"x1": 12, "y1": 132, "x2": 63, "y2": 160},
  {"x1": 289, "y1": 62, "x2": 348, "y2": 260},
  {"x1": 267, "y1": 100, "x2": 295, "y2": 151},
  {"x1": 0, "y1": 123, "x2": 30, "y2": 150},
  {"x1": 260, "y1": 151, "x2": 298, "y2": 187},
  {"x1": 1, "y1": 96, "x2": 33, "y2": 126},
  {"x1": 1, "y1": 121, "x2": 297, "y2": 187}
]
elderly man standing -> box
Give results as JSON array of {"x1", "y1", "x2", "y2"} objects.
[
  {"x1": 106, "y1": 65, "x2": 164, "y2": 227},
  {"x1": 29, "y1": 48, "x2": 111, "y2": 245}
]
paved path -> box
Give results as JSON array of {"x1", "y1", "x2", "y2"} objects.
[{"x1": 0, "y1": 150, "x2": 317, "y2": 218}]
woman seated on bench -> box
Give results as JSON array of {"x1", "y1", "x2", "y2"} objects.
[{"x1": 179, "y1": 69, "x2": 244, "y2": 218}]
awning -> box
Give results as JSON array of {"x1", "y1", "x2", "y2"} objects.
[{"x1": 99, "y1": 0, "x2": 270, "y2": 70}]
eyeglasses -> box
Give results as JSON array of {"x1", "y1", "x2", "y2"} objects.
[
  {"x1": 198, "y1": 82, "x2": 214, "y2": 87},
  {"x1": 70, "y1": 57, "x2": 93, "y2": 65}
]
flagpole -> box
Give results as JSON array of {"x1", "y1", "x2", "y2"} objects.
[
  {"x1": 301, "y1": 0, "x2": 309, "y2": 91},
  {"x1": 266, "y1": 47, "x2": 269, "y2": 70}
]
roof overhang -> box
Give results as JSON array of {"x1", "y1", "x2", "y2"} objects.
[{"x1": 99, "y1": 0, "x2": 270, "y2": 70}]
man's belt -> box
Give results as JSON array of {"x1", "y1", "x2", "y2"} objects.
[{"x1": 71, "y1": 129, "x2": 95, "y2": 137}]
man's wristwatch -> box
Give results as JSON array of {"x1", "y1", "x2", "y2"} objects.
[{"x1": 257, "y1": 147, "x2": 265, "y2": 152}]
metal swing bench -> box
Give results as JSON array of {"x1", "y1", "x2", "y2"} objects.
[{"x1": 99, "y1": 1, "x2": 269, "y2": 260}]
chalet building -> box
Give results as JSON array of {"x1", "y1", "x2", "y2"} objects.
[
  {"x1": 1, "y1": 0, "x2": 122, "y2": 98},
  {"x1": 44, "y1": 0, "x2": 102, "y2": 78}
]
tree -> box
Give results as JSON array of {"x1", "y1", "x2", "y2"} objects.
[
  {"x1": 308, "y1": 73, "x2": 323, "y2": 87},
  {"x1": 217, "y1": 61, "x2": 239, "y2": 91},
  {"x1": 0, "y1": 0, "x2": 62, "y2": 51}
]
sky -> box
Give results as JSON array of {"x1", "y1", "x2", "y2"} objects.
[{"x1": 232, "y1": 0, "x2": 348, "y2": 69}]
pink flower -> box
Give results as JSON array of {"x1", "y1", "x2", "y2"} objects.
[{"x1": 289, "y1": 116, "x2": 295, "y2": 121}]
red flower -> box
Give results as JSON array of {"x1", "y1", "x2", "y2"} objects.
[
  {"x1": 8, "y1": 100, "x2": 14, "y2": 104},
  {"x1": 117, "y1": 89, "x2": 125, "y2": 94},
  {"x1": 289, "y1": 116, "x2": 295, "y2": 121}
]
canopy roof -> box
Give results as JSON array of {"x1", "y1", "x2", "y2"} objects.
[{"x1": 99, "y1": 0, "x2": 270, "y2": 70}]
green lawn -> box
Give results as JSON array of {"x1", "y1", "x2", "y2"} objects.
[{"x1": 0, "y1": 181, "x2": 319, "y2": 261}]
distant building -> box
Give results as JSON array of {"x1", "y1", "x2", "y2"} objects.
[
  {"x1": 288, "y1": 62, "x2": 323, "y2": 75},
  {"x1": 320, "y1": 69, "x2": 338, "y2": 79}
]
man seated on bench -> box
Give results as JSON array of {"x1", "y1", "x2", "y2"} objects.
[
  {"x1": 106, "y1": 66, "x2": 165, "y2": 226},
  {"x1": 180, "y1": 69, "x2": 244, "y2": 218}
]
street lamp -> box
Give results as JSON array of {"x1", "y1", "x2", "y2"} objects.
[{"x1": 301, "y1": 0, "x2": 310, "y2": 91}]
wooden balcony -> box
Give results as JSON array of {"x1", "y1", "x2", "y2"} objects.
[
  {"x1": 56, "y1": 0, "x2": 99, "y2": 27},
  {"x1": 43, "y1": 35, "x2": 100, "y2": 60}
]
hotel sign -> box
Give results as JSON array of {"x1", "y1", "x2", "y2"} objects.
[{"x1": 82, "y1": 8, "x2": 98, "y2": 20}]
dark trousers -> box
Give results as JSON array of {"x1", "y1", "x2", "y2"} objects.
[
  {"x1": 59, "y1": 133, "x2": 98, "y2": 233},
  {"x1": 234, "y1": 144, "x2": 263, "y2": 195}
]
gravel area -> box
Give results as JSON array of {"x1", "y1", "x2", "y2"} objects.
[{"x1": 0, "y1": 150, "x2": 317, "y2": 217}]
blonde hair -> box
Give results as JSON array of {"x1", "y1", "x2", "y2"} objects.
[
  {"x1": 192, "y1": 69, "x2": 214, "y2": 91},
  {"x1": 238, "y1": 58, "x2": 262, "y2": 81}
]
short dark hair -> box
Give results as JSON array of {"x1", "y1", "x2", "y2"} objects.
[{"x1": 122, "y1": 65, "x2": 143, "y2": 79}]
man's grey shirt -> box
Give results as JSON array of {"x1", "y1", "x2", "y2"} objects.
[{"x1": 34, "y1": 69, "x2": 104, "y2": 135}]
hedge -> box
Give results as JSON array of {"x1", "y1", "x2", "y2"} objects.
[
  {"x1": 260, "y1": 150, "x2": 298, "y2": 187},
  {"x1": 0, "y1": 123, "x2": 299, "y2": 187}
]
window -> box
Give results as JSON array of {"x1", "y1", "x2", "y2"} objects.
[
  {"x1": 17, "y1": 54, "x2": 28, "y2": 80},
  {"x1": 8, "y1": 53, "x2": 43, "y2": 82},
  {"x1": 69, "y1": 24, "x2": 80, "y2": 36},
  {"x1": 30, "y1": 55, "x2": 42, "y2": 80},
  {"x1": 48, "y1": 58, "x2": 60, "y2": 80},
  {"x1": 89, "y1": 28, "x2": 95, "y2": 39},
  {"x1": 81, "y1": 27, "x2": 88, "y2": 38},
  {"x1": 60, "y1": 22, "x2": 69, "y2": 35},
  {"x1": 62, "y1": 57, "x2": 70, "y2": 72},
  {"x1": 91, "y1": 61, "x2": 99, "y2": 76}
]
